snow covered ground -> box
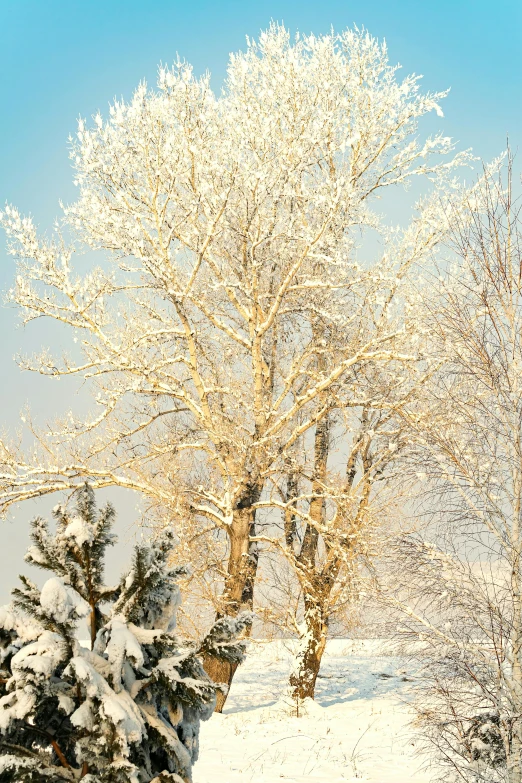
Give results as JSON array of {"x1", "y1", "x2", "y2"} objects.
[{"x1": 195, "y1": 639, "x2": 432, "y2": 783}]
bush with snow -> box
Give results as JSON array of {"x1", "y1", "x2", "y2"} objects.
[{"x1": 0, "y1": 484, "x2": 250, "y2": 782}]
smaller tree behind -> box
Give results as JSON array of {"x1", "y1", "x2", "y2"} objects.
[
  {"x1": 387, "y1": 155, "x2": 522, "y2": 783},
  {"x1": 0, "y1": 484, "x2": 249, "y2": 782}
]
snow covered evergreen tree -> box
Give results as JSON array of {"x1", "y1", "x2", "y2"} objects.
[{"x1": 0, "y1": 484, "x2": 250, "y2": 782}]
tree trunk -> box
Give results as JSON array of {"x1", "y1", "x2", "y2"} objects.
[
  {"x1": 299, "y1": 415, "x2": 329, "y2": 568},
  {"x1": 201, "y1": 655, "x2": 239, "y2": 713},
  {"x1": 289, "y1": 413, "x2": 332, "y2": 702},
  {"x1": 289, "y1": 595, "x2": 329, "y2": 702},
  {"x1": 203, "y1": 484, "x2": 261, "y2": 712},
  {"x1": 508, "y1": 552, "x2": 522, "y2": 783}
]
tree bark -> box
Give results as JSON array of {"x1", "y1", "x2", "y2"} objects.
[
  {"x1": 288, "y1": 413, "x2": 333, "y2": 701},
  {"x1": 299, "y1": 415, "x2": 329, "y2": 569},
  {"x1": 203, "y1": 483, "x2": 261, "y2": 712},
  {"x1": 202, "y1": 655, "x2": 239, "y2": 714},
  {"x1": 508, "y1": 547, "x2": 522, "y2": 783},
  {"x1": 289, "y1": 593, "x2": 329, "y2": 702}
]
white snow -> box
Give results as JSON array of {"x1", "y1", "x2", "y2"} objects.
[
  {"x1": 11, "y1": 630, "x2": 65, "y2": 678},
  {"x1": 0, "y1": 689, "x2": 36, "y2": 730},
  {"x1": 0, "y1": 604, "x2": 42, "y2": 645},
  {"x1": 40, "y1": 577, "x2": 90, "y2": 623},
  {"x1": 195, "y1": 639, "x2": 431, "y2": 783},
  {"x1": 105, "y1": 615, "x2": 144, "y2": 689},
  {"x1": 63, "y1": 515, "x2": 95, "y2": 547},
  {"x1": 67, "y1": 655, "x2": 144, "y2": 745},
  {"x1": 25, "y1": 544, "x2": 49, "y2": 565},
  {"x1": 0, "y1": 756, "x2": 37, "y2": 774},
  {"x1": 57, "y1": 693, "x2": 76, "y2": 715}
]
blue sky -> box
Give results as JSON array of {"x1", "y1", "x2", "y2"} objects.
[{"x1": 0, "y1": 0, "x2": 520, "y2": 597}]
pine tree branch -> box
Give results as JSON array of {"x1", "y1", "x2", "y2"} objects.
[
  {"x1": 27, "y1": 725, "x2": 72, "y2": 769},
  {"x1": 0, "y1": 739, "x2": 74, "y2": 778}
]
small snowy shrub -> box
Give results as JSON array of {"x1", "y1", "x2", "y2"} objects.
[
  {"x1": 463, "y1": 712, "x2": 508, "y2": 769},
  {"x1": 0, "y1": 484, "x2": 250, "y2": 782}
]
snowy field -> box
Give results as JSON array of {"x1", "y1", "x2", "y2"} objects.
[{"x1": 196, "y1": 640, "x2": 432, "y2": 783}]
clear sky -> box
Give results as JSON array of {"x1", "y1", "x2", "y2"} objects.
[{"x1": 0, "y1": 0, "x2": 520, "y2": 599}]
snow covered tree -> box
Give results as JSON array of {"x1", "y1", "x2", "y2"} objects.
[
  {"x1": 384, "y1": 155, "x2": 522, "y2": 783},
  {"x1": 282, "y1": 410, "x2": 410, "y2": 701},
  {"x1": 0, "y1": 484, "x2": 249, "y2": 781},
  {"x1": 256, "y1": 325, "x2": 423, "y2": 701},
  {"x1": 0, "y1": 24, "x2": 471, "y2": 702}
]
